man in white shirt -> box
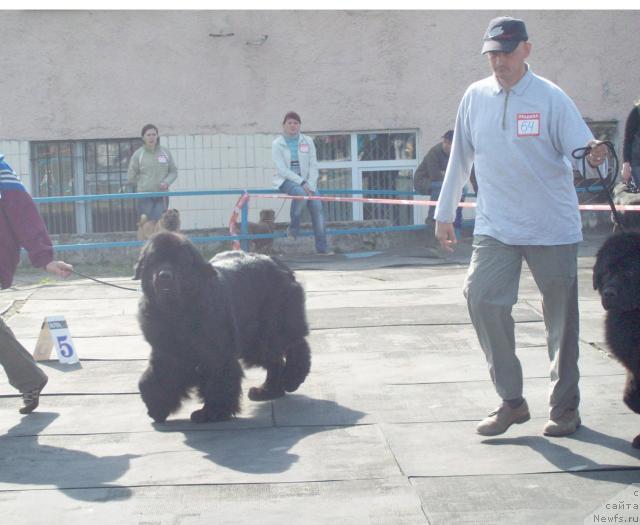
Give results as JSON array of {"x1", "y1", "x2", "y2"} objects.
[{"x1": 435, "y1": 16, "x2": 607, "y2": 437}]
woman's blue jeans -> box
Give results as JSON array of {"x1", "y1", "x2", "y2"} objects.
[{"x1": 279, "y1": 179, "x2": 328, "y2": 253}]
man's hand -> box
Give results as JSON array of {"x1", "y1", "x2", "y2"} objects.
[
  {"x1": 159, "y1": 182, "x2": 169, "y2": 191},
  {"x1": 435, "y1": 221, "x2": 457, "y2": 252},
  {"x1": 587, "y1": 140, "x2": 607, "y2": 168},
  {"x1": 45, "y1": 261, "x2": 73, "y2": 278}
]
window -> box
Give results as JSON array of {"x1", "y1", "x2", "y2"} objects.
[
  {"x1": 311, "y1": 130, "x2": 418, "y2": 225},
  {"x1": 31, "y1": 142, "x2": 76, "y2": 234},
  {"x1": 84, "y1": 139, "x2": 141, "y2": 233},
  {"x1": 31, "y1": 138, "x2": 141, "y2": 234}
]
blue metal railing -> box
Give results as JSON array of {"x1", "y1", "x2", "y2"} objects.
[
  {"x1": 35, "y1": 188, "x2": 451, "y2": 253},
  {"x1": 33, "y1": 183, "x2": 606, "y2": 253}
]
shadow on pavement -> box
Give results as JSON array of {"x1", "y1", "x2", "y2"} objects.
[
  {"x1": 0, "y1": 412, "x2": 137, "y2": 501},
  {"x1": 153, "y1": 396, "x2": 366, "y2": 475},
  {"x1": 482, "y1": 426, "x2": 640, "y2": 484}
]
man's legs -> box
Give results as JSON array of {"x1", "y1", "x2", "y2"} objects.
[
  {"x1": 307, "y1": 199, "x2": 328, "y2": 253},
  {"x1": 0, "y1": 317, "x2": 48, "y2": 412},
  {"x1": 465, "y1": 235, "x2": 525, "y2": 403},
  {"x1": 279, "y1": 180, "x2": 305, "y2": 237},
  {"x1": 524, "y1": 244, "x2": 580, "y2": 423}
]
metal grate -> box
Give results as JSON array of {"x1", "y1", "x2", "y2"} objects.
[
  {"x1": 31, "y1": 142, "x2": 77, "y2": 234},
  {"x1": 84, "y1": 139, "x2": 141, "y2": 233},
  {"x1": 357, "y1": 133, "x2": 416, "y2": 161},
  {"x1": 362, "y1": 170, "x2": 414, "y2": 225}
]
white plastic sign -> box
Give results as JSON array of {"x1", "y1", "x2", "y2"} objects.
[{"x1": 33, "y1": 315, "x2": 79, "y2": 364}]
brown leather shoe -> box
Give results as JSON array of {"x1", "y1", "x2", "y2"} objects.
[
  {"x1": 543, "y1": 409, "x2": 581, "y2": 437},
  {"x1": 476, "y1": 400, "x2": 531, "y2": 436}
]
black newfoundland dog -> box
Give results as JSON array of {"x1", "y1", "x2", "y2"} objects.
[
  {"x1": 593, "y1": 232, "x2": 640, "y2": 447},
  {"x1": 134, "y1": 232, "x2": 311, "y2": 423}
]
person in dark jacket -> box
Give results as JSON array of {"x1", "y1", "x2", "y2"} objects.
[
  {"x1": 622, "y1": 100, "x2": 640, "y2": 187},
  {"x1": 0, "y1": 154, "x2": 73, "y2": 413}
]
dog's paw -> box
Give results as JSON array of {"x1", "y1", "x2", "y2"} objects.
[
  {"x1": 632, "y1": 434, "x2": 640, "y2": 449},
  {"x1": 190, "y1": 408, "x2": 231, "y2": 423},
  {"x1": 248, "y1": 386, "x2": 285, "y2": 401},
  {"x1": 148, "y1": 410, "x2": 168, "y2": 423}
]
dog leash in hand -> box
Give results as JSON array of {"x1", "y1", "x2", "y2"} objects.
[
  {"x1": 572, "y1": 141, "x2": 624, "y2": 231},
  {"x1": 69, "y1": 269, "x2": 139, "y2": 292}
]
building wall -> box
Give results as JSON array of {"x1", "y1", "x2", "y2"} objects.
[
  {"x1": 2, "y1": 10, "x2": 638, "y2": 144},
  {"x1": 163, "y1": 133, "x2": 278, "y2": 228},
  {"x1": 1, "y1": 10, "x2": 638, "y2": 229}
]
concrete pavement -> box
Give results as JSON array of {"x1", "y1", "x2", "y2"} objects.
[{"x1": 1, "y1": 233, "x2": 639, "y2": 524}]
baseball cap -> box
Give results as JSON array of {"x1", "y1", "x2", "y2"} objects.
[
  {"x1": 442, "y1": 130, "x2": 454, "y2": 142},
  {"x1": 481, "y1": 16, "x2": 528, "y2": 54}
]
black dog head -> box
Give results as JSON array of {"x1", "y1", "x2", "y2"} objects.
[
  {"x1": 593, "y1": 232, "x2": 640, "y2": 312},
  {"x1": 134, "y1": 232, "x2": 215, "y2": 311}
]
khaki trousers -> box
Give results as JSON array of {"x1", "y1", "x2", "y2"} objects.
[
  {"x1": 0, "y1": 316, "x2": 47, "y2": 393},
  {"x1": 464, "y1": 235, "x2": 580, "y2": 420}
]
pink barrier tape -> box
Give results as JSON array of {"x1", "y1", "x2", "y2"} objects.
[{"x1": 252, "y1": 193, "x2": 640, "y2": 211}]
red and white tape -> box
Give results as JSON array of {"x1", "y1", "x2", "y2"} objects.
[{"x1": 252, "y1": 193, "x2": 640, "y2": 211}]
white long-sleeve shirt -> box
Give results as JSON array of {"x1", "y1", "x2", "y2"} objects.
[{"x1": 435, "y1": 67, "x2": 596, "y2": 245}]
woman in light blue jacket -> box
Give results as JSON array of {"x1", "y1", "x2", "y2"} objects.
[{"x1": 272, "y1": 111, "x2": 331, "y2": 254}]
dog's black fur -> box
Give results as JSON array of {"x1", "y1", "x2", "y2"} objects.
[
  {"x1": 134, "y1": 232, "x2": 311, "y2": 423},
  {"x1": 593, "y1": 231, "x2": 640, "y2": 448}
]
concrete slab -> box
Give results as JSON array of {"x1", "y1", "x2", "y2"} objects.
[
  {"x1": 412, "y1": 471, "x2": 640, "y2": 525},
  {"x1": 0, "y1": 232, "x2": 635, "y2": 524},
  {"x1": 307, "y1": 303, "x2": 541, "y2": 329},
  {"x1": 274, "y1": 375, "x2": 630, "y2": 426},
  {"x1": 7, "y1": 312, "x2": 141, "y2": 338},
  {"x1": 383, "y1": 413, "x2": 640, "y2": 477},
  {"x1": 0, "y1": 360, "x2": 282, "y2": 396},
  {"x1": 14, "y1": 334, "x2": 152, "y2": 361},
  {"x1": 19, "y1": 297, "x2": 138, "y2": 315},
  {"x1": 0, "y1": 478, "x2": 427, "y2": 525},
  {"x1": 0, "y1": 394, "x2": 274, "y2": 437},
  {"x1": 0, "y1": 423, "x2": 395, "y2": 489}
]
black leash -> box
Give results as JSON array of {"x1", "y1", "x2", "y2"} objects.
[
  {"x1": 69, "y1": 269, "x2": 139, "y2": 292},
  {"x1": 572, "y1": 141, "x2": 624, "y2": 231}
]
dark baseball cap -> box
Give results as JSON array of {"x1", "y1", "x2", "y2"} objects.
[
  {"x1": 442, "y1": 130, "x2": 454, "y2": 142},
  {"x1": 481, "y1": 16, "x2": 528, "y2": 54}
]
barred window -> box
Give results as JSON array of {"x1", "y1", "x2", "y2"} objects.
[{"x1": 31, "y1": 138, "x2": 141, "y2": 234}]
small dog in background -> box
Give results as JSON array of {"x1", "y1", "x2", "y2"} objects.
[
  {"x1": 156, "y1": 208, "x2": 181, "y2": 233},
  {"x1": 137, "y1": 214, "x2": 157, "y2": 241},
  {"x1": 137, "y1": 209, "x2": 181, "y2": 241},
  {"x1": 248, "y1": 209, "x2": 275, "y2": 253}
]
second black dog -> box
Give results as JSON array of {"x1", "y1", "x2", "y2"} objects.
[
  {"x1": 593, "y1": 231, "x2": 640, "y2": 447},
  {"x1": 134, "y1": 232, "x2": 311, "y2": 423}
]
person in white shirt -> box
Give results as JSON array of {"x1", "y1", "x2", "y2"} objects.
[
  {"x1": 272, "y1": 111, "x2": 332, "y2": 255},
  {"x1": 435, "y1": 16, "x2": 607, "y2": 438}
]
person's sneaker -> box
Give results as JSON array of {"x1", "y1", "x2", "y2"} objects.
[
  {"x1": 318, "y1": 250, "x2": 335, "y2": 256},
  {"x1": 543, "y1": 409, "x2": 581, "y2": 437},
  {"x1": 476, "y1": 400, "x2": 531, "y2": 436},
  {"x1": 19, "y1": 377, "x2": 48, "y2": 415}
]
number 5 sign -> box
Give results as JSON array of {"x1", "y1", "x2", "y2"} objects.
[{"x1": 33, "y1": 315, "x2": 79, "y2": 364}]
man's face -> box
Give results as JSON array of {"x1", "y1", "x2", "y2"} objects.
[
  {"x1": 442, "y1": 139, "x2": 452, "y2": 155},
  {"x1": 486, "y1": 41, "x2": 531, "y2": 88}
]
